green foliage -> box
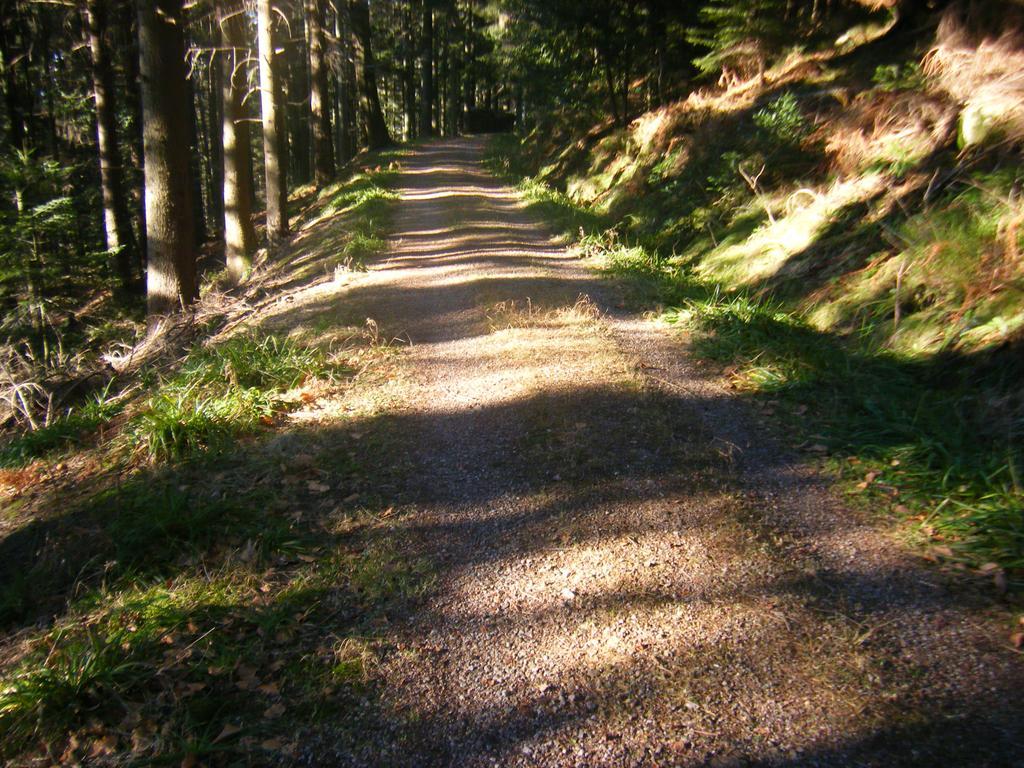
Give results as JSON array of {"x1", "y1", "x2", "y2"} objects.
[
  {"x1": 506, "y1": 129, "x2": 1024, "y2": 574},
  {"x1": 607, "y1": 242, "x2": 1024, "y2": 573},
  {"x1": 753, "y1": 92, "x2": 811, "y2": 145},
  {"x1": 129, "y1": 334, "x2": 328, "y2": 462},
  {"x1": 872, "y1": 61, "x2": 927, "y2": 92},
  {"x1": 0, "y1": 627, "x2": 143, "y2": 752},
  {"x1": 177, "y1": 333, "x2": 325, "y2": 391},
  {"x1": 0, "y1": 152, "x2": 85, "y2": 345},
  {"x1": 313, "y1": 170, "x2": 397, "y2": 270},
  {"x1": 102, "y1": 481, "x2": 291, "y2": 573},
  {"x1": 688, "y1": 0, "x2": 787, "y2": 76},
  {"x1": 129, "y1": 387, "x2": 275, "y2": 462}
]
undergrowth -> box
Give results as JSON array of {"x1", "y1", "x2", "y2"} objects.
[
  {"x1": 0, "y1": 159, "x2": 418, "y2": 764},
  {"x1": 313, "y1": 166, "x2": 399, "y2": 272},
  {"x1": 0, "y1": 384, "x2": 122, "y2": 467},
  {"x1": 129, "y1": 333, "x2": 331, "y2": 462}
]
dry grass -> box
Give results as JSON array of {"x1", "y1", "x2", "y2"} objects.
[
  {"x1": 820, "y1": 90, "x2": 956, "y2": 175},
  {"x1": 924, "y1": 4, "x2": 1024, "y2": 146},
  {"x1": 485, "y1": 294, "x2": 601, "y2": 332}
]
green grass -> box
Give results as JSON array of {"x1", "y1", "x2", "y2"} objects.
[
  {"x1": 0, "y1": 626, "x2": 145, "y2": 751},
  {"x1": 633, "y1": 250, "x2": 1024, "y2": 575},
  {"x1": 129, "y1": 333, "x2": 329, "y2": 462},
  {"x1": 0, "y1": 473, "x2": 432, "y2": 760},
  {"x1": 314, "y1": 168, "x2": 398, "y2": 271}
]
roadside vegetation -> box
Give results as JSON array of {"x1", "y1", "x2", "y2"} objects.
[
  {"x1": 487, "y1": 7, "x2": 1024, "y2": 581},
  {"x1": 0, "y1": 165, "x2": 421, "y2": 764}
]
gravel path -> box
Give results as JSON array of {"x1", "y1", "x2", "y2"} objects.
[{"x1": 310, "y1": 137, "x2": 1023, "y2": 767}]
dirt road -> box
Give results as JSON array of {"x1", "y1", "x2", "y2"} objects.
[{"x1": 302, "y1": 138, "x2": 1022, "y2": 766}]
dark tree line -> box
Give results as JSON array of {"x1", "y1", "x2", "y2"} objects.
[{"x1": 0, "y1": 0, "x2": 511, "y2": 327}]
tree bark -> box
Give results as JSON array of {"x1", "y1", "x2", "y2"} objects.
[
  {"x1": 120, "y1": 0, "x2": 147, "y2": 269},
  {"x1": 419, "y1": 0, "x2": 433, "y2": 136},
  {"x1": 403, "y1": 3, "x2": 416, "y2": 140},
  {"x1": 306, "y1": 0, "x2": 334, "y2": 186},
  {"x1": 219, "y1": 0, "x2": 257, "y2": 283},
  {"x1": 257, "y1": 0, "x2": 288, "y2": 240},
  {"x1": 288, "y1": 10, "x2": 311, "y2": 186},
  {"x1": 349, "y1": 0, "x2": 391, "y2": 149},
  {"x1": 335, "y1": 3, "x2": 357, "y2": 161},
  {"x1": 137, "y1": 0, "x2": 197, "y2": 316},
  {"x1": 86, "y1": 0, "x2": 136, "y2": 293},
  {"x1": 185, "y1": 75, "x2": 207, "y2": 245},
  {"x1": 206, "y1": 59, "x2": 224, "y2": 235}
]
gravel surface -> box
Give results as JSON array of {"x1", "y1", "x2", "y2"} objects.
[{"x1": 304, "y1": 138, "x2": 1024, "y2": 767}]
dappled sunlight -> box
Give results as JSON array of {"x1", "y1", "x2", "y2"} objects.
[
  {"x1": 697, "y1": 174, "x2": 886, "y2": 286},
  {"x1": 400, "y1": 187, "x2": 523, "y2": 202},
  {"x1": 7, "y1": 134, "x2": 1020, "y2": 767}
]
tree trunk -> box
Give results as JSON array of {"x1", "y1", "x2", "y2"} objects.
[
  {"x1": 349, "y1": 0, "x2": 391, "y2": 149},
  {"x1": 439, "y1": 18, "x2": 448, "y2": 135},
  {"x1": 419, "y1": 1, "x2": 433, "y2": 136},
  {"x1": 288, "y1": 11, "x2": 311, "y2": 186},
  {"x1": 86, "y1": 0, "x2": 136, "y2": 293},
  {"x1": 137, "y1": 0, "x2": 197, "y2": 316},
  {"x1": 219, "y1": 1, "x2": 257, "y2": 283},
  {"x1": 603, "y1": 58, "x2": 621, "y2": 126},
  {"x1": 335, "y1": 4, "x2": 357, "y2": 161},
  {"x1": 257, "y1": 0, "x2": 288, "y2": 241},
  {"x1": 403, "y1": 4, "x2": 416, "y2": 140},
  {"x1": 306, "y1": 0, "x2": 334, "y2": 186},
  {"x1": 205, "y1": 60, "x2": 224, "y2": 236},
  {"x1": 185, "y1": 75, "x2": 207, "y2": 245},
  {"x1": 120, "y1": 0, "x2": 147, "y2": 269}
]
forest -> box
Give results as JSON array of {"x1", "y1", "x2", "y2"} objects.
[{"x1": 0, "y1": 0, "x2": 1022, "y2": 764}]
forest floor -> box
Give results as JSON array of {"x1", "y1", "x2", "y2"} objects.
[
  {"x1": 2, "y1": 137, "x2": 1023, "y2": 766},
  {"x1": 286, "y1": 137, "x2": 1023, "y2": 765}
]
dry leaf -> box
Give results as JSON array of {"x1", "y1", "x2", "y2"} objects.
[
  {"x1": 89, "y1": 733, "x2": 118, "y2": 757},
  {"x1": 307, "y1": 481, "x2": 330, "y2": 493},
  {"x1": 213, "y1": 723, "x2": 241, "y2": 744},
  {"x1": 263, "y1": 702, "x2": 286, "y2": 719},
  {"x1": 258, "y1": 681, "x2": 280, "y2": 695},
  {"x1": 261, "y1": 738, "x2": 284, "y2": 750}
]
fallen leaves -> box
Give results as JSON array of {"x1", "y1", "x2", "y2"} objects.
[
  {"x1": 212, "y1": 723, "x2": 241, "y2": 744},
  {"x1": 235, "y1": 665, "x2": 262, "y2": 691}
]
